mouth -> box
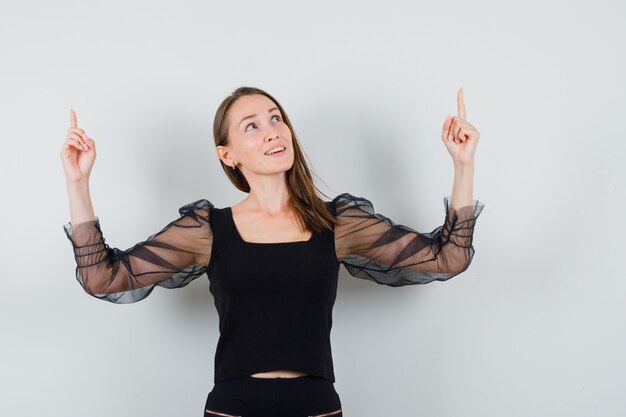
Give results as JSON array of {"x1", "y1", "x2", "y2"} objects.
[{"x1": 264, "y1": 146, "x2": 286, "y2": 157}]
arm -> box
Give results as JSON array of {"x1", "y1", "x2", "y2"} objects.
[
  {"x1": 334, "y1": 88, "x2": 486, "y2": 286},
  {"x1": 450, "y1": 163, "x2": 474, "y2": 213},
  {"x1": 67, "y1": 180, "x2": 96, "y2": 225},
  {"x1": 333, "y1": 190, "x2": 484, "y2": 287},
  {"x1": 63, "y1": 198, "x2": 214, "y2": 304},
  {"x1": 60, "y1": 111, "x2": 214, "y2": 303}
]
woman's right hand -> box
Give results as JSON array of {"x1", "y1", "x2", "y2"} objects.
[{"x1": 60, "y1": 109, "x2": 97, "y2": 184}]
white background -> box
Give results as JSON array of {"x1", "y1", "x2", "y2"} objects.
[{"x1": 1, "y1": 0, "x2": 624, "y2": 416}]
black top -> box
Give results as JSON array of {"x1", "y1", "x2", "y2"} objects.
[{"x1": 62, "y1": 193, "x2": 485, "y2": 383}]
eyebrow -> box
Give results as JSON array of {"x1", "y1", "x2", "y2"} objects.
[{"x1": 239, "y1": 107, "x2": 279, "y2": 126}]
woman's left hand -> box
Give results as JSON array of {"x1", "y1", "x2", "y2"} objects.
[{"x1": 441, "y1": 88, "x2": 480, "y2": 166}]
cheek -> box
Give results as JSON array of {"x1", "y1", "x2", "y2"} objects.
[{"x1": 281, "y1": 126, "x2": 293, "y2": 141}]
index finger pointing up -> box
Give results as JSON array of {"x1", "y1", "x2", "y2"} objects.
[
  {"x1": 457, "y1": 87, "x2": 466, "y2": 120},
  {"x1": 70, "y1": 108, "x2": 77, "y2": 128}
]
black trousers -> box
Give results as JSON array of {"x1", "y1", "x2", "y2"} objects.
[{"x1": 204, "y1": 374, "x2": 342, "y2": 417}]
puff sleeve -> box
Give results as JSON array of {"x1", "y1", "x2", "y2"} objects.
[
  {"x1": 332, "y1": 193, "x2": 484, "y2": 286},
  {"x1": 62, "y1": 199, "x2": 214, "y2": 304}
]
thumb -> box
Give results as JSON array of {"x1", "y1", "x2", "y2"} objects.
[{"x1": 85, "y1": 136, "x2": 96, "y2": 153}]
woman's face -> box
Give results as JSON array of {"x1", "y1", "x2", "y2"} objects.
[{"x1": 220, "y1": 94, "x2": 294, "y2": 176}]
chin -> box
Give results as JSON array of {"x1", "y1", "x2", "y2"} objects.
[{"x1": 264, "y1": 157, "x2": 293, "y2": 170}]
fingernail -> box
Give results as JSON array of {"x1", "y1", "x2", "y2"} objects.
[{"x1": 448, "y1": 133, "x2": 453, "y2": 141}]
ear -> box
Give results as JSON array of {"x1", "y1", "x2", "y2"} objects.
[{"x1": 215, "y1": 145, "x2": 232, "y2": 165}]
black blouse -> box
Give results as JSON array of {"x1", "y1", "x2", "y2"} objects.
[{"x1": 63, "y1": 193, "x2": 485, "y2": 382}]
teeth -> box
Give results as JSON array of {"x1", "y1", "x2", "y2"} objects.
[{"x1": 265, "y1": 146, "x2": 285, "y2": 155}]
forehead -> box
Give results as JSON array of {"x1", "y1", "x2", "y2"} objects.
[{"x1": 230, "y1": 94, "x2": 277, "y2": 117}]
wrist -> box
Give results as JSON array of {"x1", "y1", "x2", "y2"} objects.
[
  {"x1": 66, "y1": 180, "x2": 90, "y2": 192},
  {"x1": 454, "y1": 162, "x2": 474, "y2": 172}
]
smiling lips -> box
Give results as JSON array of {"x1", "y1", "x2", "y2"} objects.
[{"x1": 264, "y1": 145, "x2": 286, "y2": 156}]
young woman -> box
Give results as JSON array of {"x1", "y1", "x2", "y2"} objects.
[{"x1": 60, "y1": 86, "x2": 484, "y2": 417}]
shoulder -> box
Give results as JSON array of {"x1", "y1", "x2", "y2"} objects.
[
  {"x1": 178, "y1": 198, "x2": 214, "y2": 212},
  {"x1": 176, "y1": 199, "x2": 218, "y2": 223},
  {"x1": 331, "y1": 192, "x2": 375, "y2": 215}
]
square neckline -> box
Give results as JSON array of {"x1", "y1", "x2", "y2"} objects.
[{"x1": 226, "y1": 206, "x2": 314, "y2": 245}]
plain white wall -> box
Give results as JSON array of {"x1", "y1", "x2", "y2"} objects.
[{"x1": 1, "y1": 0, "x2": 624, "y2": 416}]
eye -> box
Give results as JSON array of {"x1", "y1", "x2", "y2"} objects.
[{"x1": 245, "y1": 115, "x2": 282, "y2": 132}]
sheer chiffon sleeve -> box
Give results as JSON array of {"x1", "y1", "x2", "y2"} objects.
[
  {"x1": 332, "y1": 193, "x2": 485, "y2": 286},
  {"x1": 62, "y1": 199, "x2": 214, "y2": 304}
]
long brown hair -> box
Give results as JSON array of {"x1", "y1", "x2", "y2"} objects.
[{"x1": 213, "y1": 86, "x2": 338, "y2": 234}]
